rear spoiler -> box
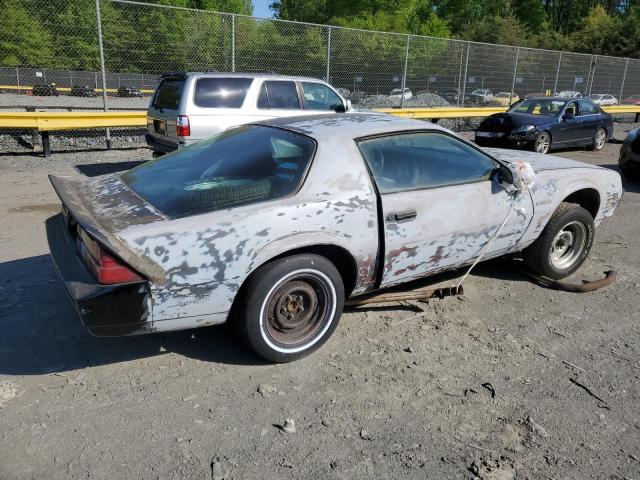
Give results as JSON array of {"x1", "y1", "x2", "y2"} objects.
[{"x1": 48, "y1": 175, "x2": 166, "y2": 284}]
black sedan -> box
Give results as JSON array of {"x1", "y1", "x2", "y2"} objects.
[
  {"x1": 475, "y1": 97, "x2": 613, "y2": 154},
  {"x1": 619, "y1": 128, "x2": 640, "y2": 181}
]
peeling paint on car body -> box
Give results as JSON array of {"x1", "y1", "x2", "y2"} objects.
[{"x1": 48, "y1": 113, "x2": 623, "y2": 336}]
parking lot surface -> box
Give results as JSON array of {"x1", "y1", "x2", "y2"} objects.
[{"x1": 0, "y1": 141, "x2": 639, "y2": 479}]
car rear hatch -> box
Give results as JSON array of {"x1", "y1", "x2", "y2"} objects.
[
  {"x1": 147, "y1": 72, "x2": 187, "y2": 149},
  {"x1": 48, "y1": 174, "x2": 168, "y2": 284}
]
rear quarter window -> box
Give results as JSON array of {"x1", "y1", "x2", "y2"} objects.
[
  {"x1": 193, "y1": 77, "x2": 253, "y2": 108},
  {"x1": 122, "y1": 125, "x2": 316, "y2": 218},
  {"x1": 152, "y1": 78, "x2": 184, "y2": 110}
]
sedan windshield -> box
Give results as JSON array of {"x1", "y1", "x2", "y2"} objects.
[
  {"x1": 122, "y1": 126, "x2": 315, "y2": 217},
  {"x1": 509, "y1": 98, "x2": 566, "y2": 116}
]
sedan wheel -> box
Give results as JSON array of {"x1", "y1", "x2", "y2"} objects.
[
  {"x1": 534, "y1": 132, "x2": 551, "y2": 154},
  {"x1": 236, "y1": 254, "x2": 344, "y2": 363},
  {"x1": 592, "y1": 128, "x2": 607, "y2": 151}
]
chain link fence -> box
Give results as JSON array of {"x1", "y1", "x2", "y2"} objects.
[{"x1": 1, "y1": 0, "x2": 640, "y2": 113}]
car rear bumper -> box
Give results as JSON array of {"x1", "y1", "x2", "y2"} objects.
[
  {"x1": 46, "y1": 213, "x2": 153, "y2": 337},
  {"x1": 145, "y1": 133, "x2": 177, "y2": 154}
]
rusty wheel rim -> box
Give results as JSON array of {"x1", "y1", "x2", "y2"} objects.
[
  {"x1": 549, "y1": 221, "x2": 587, "y2": 270},
  {"x1": 260, "y1": 269, "x2": 336, "y2": 353}
]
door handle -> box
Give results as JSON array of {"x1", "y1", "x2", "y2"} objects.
[{"x1": 386, "y1": 210, "x2": 417, "y2": 223}]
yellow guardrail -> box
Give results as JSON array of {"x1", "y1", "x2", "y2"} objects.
[
  {"x1": 376, "y1": 105, "x2": 640, "y2": 119},
  {"x1": 0, "y1": 84, "x2": 154, "y2": 94},
  {"x1": 1, "y1": 105, "x2": 639, "y2": 157},
  {"x1": 375, "y1": 106, "x2": 508, "y2": 118},
  {"x1": 0, "y1": 111, "x2": 147, "y2": 131}
]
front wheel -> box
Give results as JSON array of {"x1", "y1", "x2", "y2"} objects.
[
  {"x1": 236, "y1": 254, "x2": 344, "y2": 363},
  {"x1": 523, "y1": 202, "x2": 594, "y2": 279},
  {"x1": 533, "y1": 131, "x2": 551, "y2": 154},
  {"x1": 591, "y1": 128, "x2": 607, "y2": 151}
]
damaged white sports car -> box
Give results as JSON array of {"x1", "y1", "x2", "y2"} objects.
[{"x1": 47, "y1": 114, "x2": 622, "y2": 362}]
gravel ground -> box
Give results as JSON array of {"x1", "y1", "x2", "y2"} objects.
[{"x1": 1, "y1": 135, "x2": 639, "y2": 480}]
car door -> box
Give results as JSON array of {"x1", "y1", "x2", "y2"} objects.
[
  {"x1": 554, "y1": 101, "x2": 582, "y2": 145},
  {"x1": 357, "y1": 131, "x2": 534, "y2": 287},
  {"x1": 577, "y1": 100, "x2": 601, "y2": 143}
]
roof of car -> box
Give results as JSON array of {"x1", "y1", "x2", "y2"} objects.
[
  {"x1": 183, "y1": 71, "x2": 328, "y2": 83},
  {"x1": 255, "y1": 113, "x2": 446, "y2": 141}
]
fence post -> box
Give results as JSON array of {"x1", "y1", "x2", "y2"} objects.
[
  {"x1": 231, "y1": 14, "x2": 236, "y2": 73},
  {"x1": 587, "y1": 55, "x2": 596, "y2": 96},
  {"x1": 15, "y1": 67, "x2": 20, "y2": 90},
  {"x1": 325, "y1": 26, "x2": 331, "y2": 83},
  {"x1": 509, "y1": 47, "x2": 520, "y2": 105},
  {"x1": 553, "y1": 52, "x2": 562, "y2": 95},
  {"x1": 95, "y1": 0, "x2": 111, "y2": 150},
  {"x1": 619, "y1": 58, "x2": 628, "y2": 103},
  {"x1": 457, "y1": 44, "x2": 464, "y2": 106},
  {"x1": 400, "y1": 35, "x2": 410, "y2": 108},
  {"x1": 461, "y1": 43, "x2": 470, "y2": 107}
]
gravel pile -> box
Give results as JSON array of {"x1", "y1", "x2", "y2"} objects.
[
  {"x1": 357, "y1": 92, "x2": 450, "y2": 108},
  {"x1": 0, "y1": 92, "x2": 149, "y2": 110},
  {"x1": 0, "y1": 127, "x2": 146, "y2": 154}
]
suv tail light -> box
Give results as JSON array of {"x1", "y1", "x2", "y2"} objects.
[
  {"x1": 78, "y1": 230, "x2": 142, "y2": 284},
  {"x1": 176, "y1": 115, "x2": 190, "y2": 137}
]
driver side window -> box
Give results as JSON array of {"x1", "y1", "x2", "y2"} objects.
[
  {"x1": 357, "y1": 132, "x2": 496, "y2": 194},
  {"x1": 301, "y1": 82, "x2": 343, "y2": 110},
  {"x1": 565, "y1": 101, "x2": 578, "y2": 117}
]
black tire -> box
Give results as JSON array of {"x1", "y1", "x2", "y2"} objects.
[
  {"x1": 236, "y1": 254, "x2": 345, "y2": 363},
  {"x1": 591, "y1": 128, "x2": 607, "y2": 151},
  {"x1": 533, "y1": 131, "x2": 551, "y2": 154},
  {"x1": 620, "y1": 165, "x2": 640, "y2": 182},
  {"x1": 523, "y1": 202, "x2": 594, "y2": 280}
]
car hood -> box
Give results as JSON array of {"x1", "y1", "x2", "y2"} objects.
[
  {"x1": 481, "y1": 112, "x2": 555, "y2": 128},
  {"x1": 483, "y1": 147, "x2": 603, "y2": 172}
]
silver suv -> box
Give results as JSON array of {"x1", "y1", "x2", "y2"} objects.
[{"x1": 146, "y1": 72, "x2": 351, "y2": 155}]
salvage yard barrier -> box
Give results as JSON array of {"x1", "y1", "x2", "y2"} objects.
[
  {"x1": 0, "y1": 85, "x2": 155, "y2": 94},
  {"x1": 1, "y1": 106, "x2": 639, "y2": 157}
]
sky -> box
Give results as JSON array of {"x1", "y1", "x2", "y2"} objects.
[{"x1": 252, "y1": 0, "x2": 275, "y2": 18}]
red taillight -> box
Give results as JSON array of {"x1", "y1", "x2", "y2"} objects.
[
  {"x1": 176, "y1": 115, "x2": 190, "y2": 137},
  {"x1": 93, "y1": 250, "x2": 143, "y2": 284},
  {"x1": 78, "y1": 229, "x2": 142, "y2": 284}
]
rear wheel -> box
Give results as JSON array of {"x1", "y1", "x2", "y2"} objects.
[
  {"x1": 236, "y1": 254, "x2": 344, "y2": 363},
  {"x1": 533, "y1": 132, "x2": 551, "y2": 154},
  {"x1": 523, "y1": 202, "x2": 594, "y2": 279},
  {"x1": 591, "y1": 128, "x2": 607, "y2": 151}
]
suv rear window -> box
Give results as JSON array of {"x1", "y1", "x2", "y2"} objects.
[
  {"x1": 122, "y1": 125, "x2": 315, "y2": 217},
  {"x1": 194, "y1": 77, "x2": 253, "y2": 108},
  {"x1": 152, "y1": 78, "x2": 184, "y2": 110}
]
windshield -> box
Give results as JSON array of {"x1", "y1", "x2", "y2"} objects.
[
  {"x1": 122, "y1": 126, "x2": 316, "y2": 217},
  {"x1": 509, "y1": 98, "x2": 567, "y2": 116},
  {"x1": 471, "y1": 89, "x2": 485, "y2": 95}
]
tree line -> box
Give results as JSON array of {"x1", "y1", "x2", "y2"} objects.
[{"x1": 0, "y1": 0, "x2": 638, "y2": 76}]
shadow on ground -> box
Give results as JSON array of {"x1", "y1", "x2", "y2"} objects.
[{"x1": 0, "y1": 254, "x2": 262, "y2": 376}]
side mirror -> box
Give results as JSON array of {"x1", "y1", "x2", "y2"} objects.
[{"x1": 563, "y1": 111, "x2": 574, "y2": 121}]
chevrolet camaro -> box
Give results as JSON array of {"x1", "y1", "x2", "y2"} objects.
[{"x1": 47, "y1": 114, "x2": 622, "y2": 362}]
